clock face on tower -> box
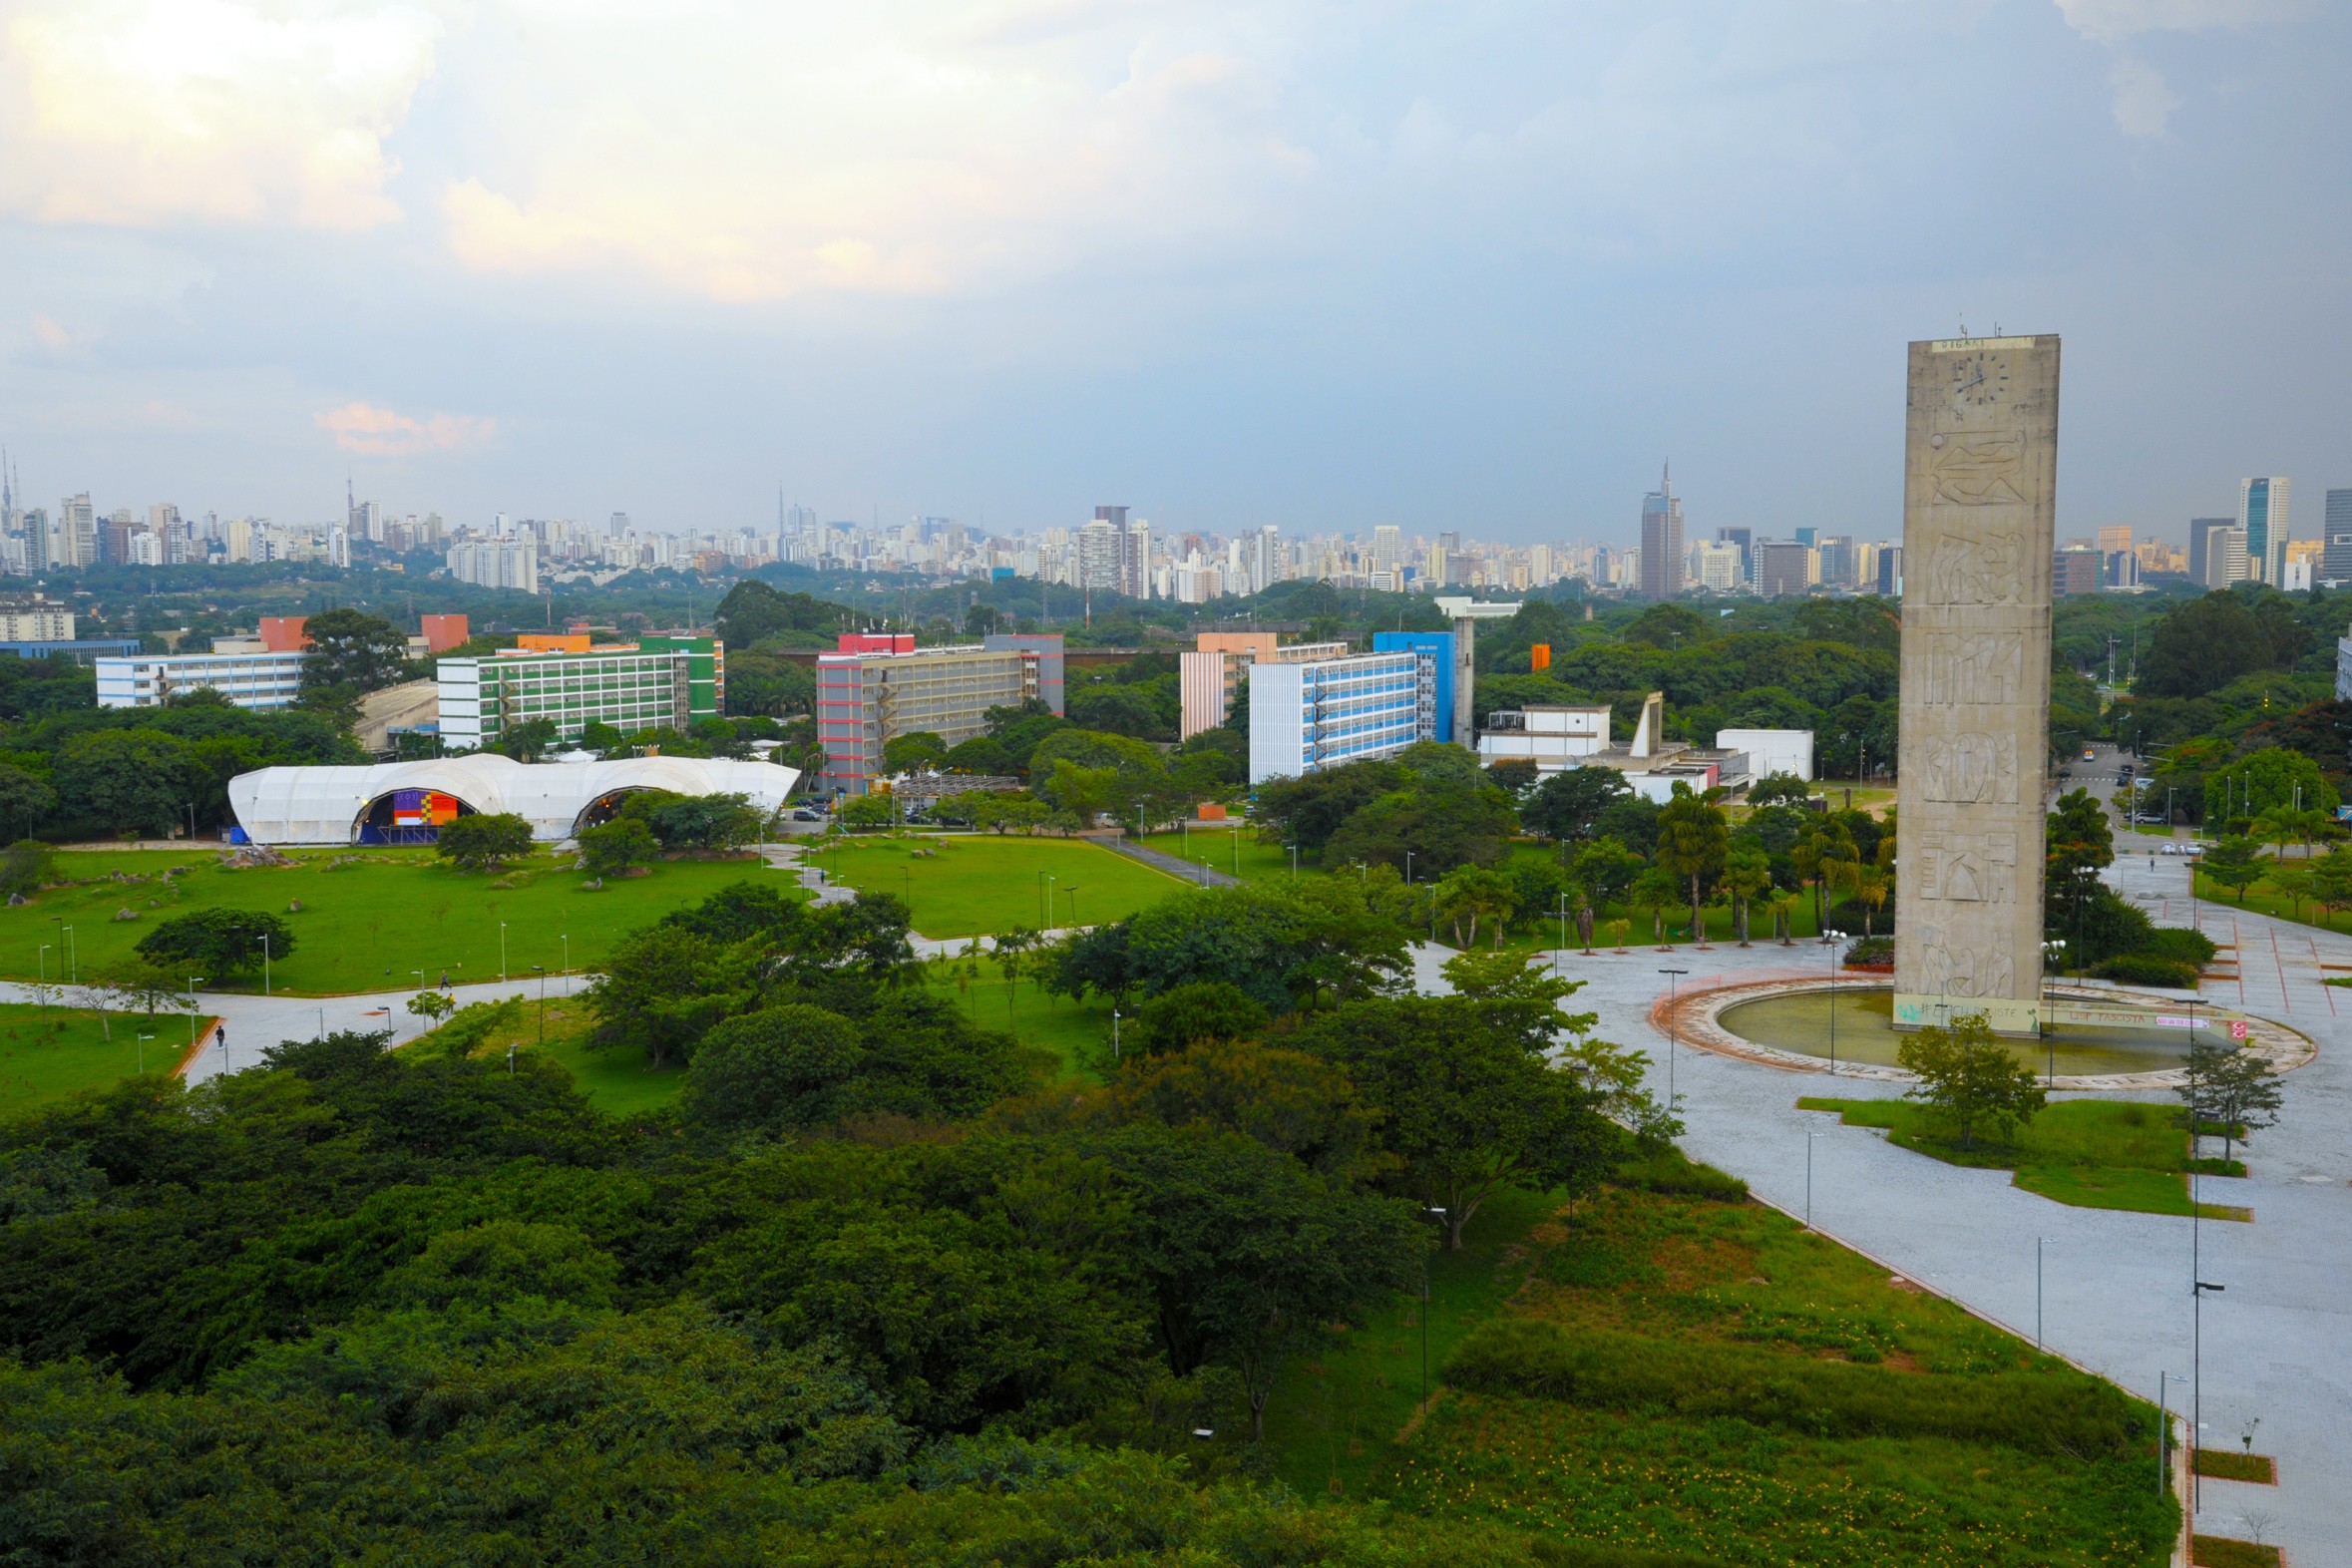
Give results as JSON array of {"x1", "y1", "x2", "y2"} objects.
[{"x1": 1949, "y1": 350, "x2": 2010, "y2": 414}]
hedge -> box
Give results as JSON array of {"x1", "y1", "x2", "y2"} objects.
[
  {"x1": 2093, "y1": 953, "x2": 2199, "y2": 988},
  {"x1": 1444, "y1": 1319, "x2": 2145, "y2": 1459}
]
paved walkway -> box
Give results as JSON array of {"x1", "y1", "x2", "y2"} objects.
[
  {"x1": 1533, "y1": 849, "x2": 2348, "y2": 1560},
  {"x1": 1092, "y1": 834, "x2": 1241, "y2": 888}
]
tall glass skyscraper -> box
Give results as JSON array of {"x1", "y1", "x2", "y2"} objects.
[
  {"x1": 2324, "y1": 489, "x2": 2352, "y2": 584},
  {"x1": 2240, "y1": 476, "x2": 2290, "y2": 585},
  {"x1": 1639, "y1": 465, "x2": 1684, "y2": 600}
]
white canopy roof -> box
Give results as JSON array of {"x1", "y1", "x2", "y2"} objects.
[{"x1": 227, "y1": 754, "x2": 802, "y2": 845}]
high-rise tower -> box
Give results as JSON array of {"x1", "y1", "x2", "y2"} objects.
[
  {"x1": 1638, "y1": 464, "x2": 1685, "y2": 600},
  {"x1": 2240, "y1": 477, "x2": 2290, "y2": 585}
]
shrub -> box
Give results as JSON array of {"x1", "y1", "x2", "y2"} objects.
[
  {"x1": 1613, "y1": 1147, "x2": 1748, "y2": 1202},
  {"x1": 437, "y1": 813, "x2": 535, "y2": 871},
  {"x1": 2141, "y1": 927, "x2": 2218, "y2": 968},
  {"x1": 1841, "y1": 935, "x2": 1892, "y2": 969},
  {"x1": 1444, "y1": 1318, "x2": 2145, "y2": 1459},
  {"x1": 2094, "y1": 953, "x2": 2199, "y2": 988},
  {"x1": 579, "y1": 817, "x2": 658, "y2": 878},
  {"x1": 0, "y1": 839, "x2": 56, "y2": 897}
]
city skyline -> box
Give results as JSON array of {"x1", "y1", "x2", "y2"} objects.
[{"x1": 1, "y1": 2, "x2": 2347, "y2": 539}]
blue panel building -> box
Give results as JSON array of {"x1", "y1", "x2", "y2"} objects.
[{"x1": 1371, "y1": 630, "x2": 1455, "y2": 743}]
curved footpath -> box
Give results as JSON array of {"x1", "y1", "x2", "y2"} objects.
[{"x1": 1525, "y1": 851, "x2": 2349, "y2": 1562}]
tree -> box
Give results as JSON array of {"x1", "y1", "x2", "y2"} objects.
[
  {"x1": 1790, "y1": 816, "x2": 1857, "y2": 928},
  {"x1": 2176, "y1": 1037, "x2": 2284, "y2": 1165},
  {"x1": 1898, "y1": 1014, "x2": 2045, "y2": 1149},
  {"x1": 1483, "y1": 758, "x2": 1539, "y2": 799},
  {"x1": 55, "y1": 729, "x2": 197, "y2": 837},
  {"x1": 1109, "y1": 1039, "x2": 1386, "y2": 1180},
  {"x1": 0, "y1": 767, "x2": 57, "y2": 841},
  {"x1": 1570, "y1": 835, "x2": 1644, "y2": 906},
  {"x1": 437, "y1": 813, "x2": 535, "y2": 871},
  {"x1": 1296, "y1": 996, "x2": 1618, "y2": 1250},
  {"x1": 492, "y1": 717, "x2": 561, "y2": 762},
  {"x1": 578, "y1": 816, "x2": 658, "y2": 878},
  {"x1": 1433, "y1": 865, "x2": 1517, "y2": 948},
  {"x1": 0, "y1": 837, "x2": 56, "y2": 897},
  {"x1": 1522, "y1": 766, "x2": 1633, "y2": 843},
  {"x1": 1630, "y1": 866, "x2": 1679, "y2": 946},
  {"x1": 2198, "y1": 836, "x2": 2266, "y2": 904},
  {"x1": 2204, "y1": 746, "x2": 2338, "y2": 830},
  {"x1": 883, "y1": 731, "x2": 949, "y2": 773},
  {"x1": 621, "y1": 790, "x2": 767, "y2": 849},
  {"x1": 1130, "y1": 980, "x2": 1270, "y2": 1055},
  {"x1": 1721, "y1": 843, "x2": 1773, "y2": 948},
  {"x1": 1653, "y1": 785, "x2": 1730, "y2": 946},
  {"x1": 1098, "y1": 1125, "x2": 1420, "y2": 1438},
  {"x1": 2310, "y1": 847, "x2": 2352, "y2": 929},
  {"x1": 2138, "y1": 590, "x2": 2307, "y2": 699},
  {"x1": 406, "y1": 988, "x2": 455, "y2": 1029},
  {"x1": 298, "y1": 608, "x2": 410, "y2": 693},
  {"x1": 134, "y1": 908, "x2": 294, "y2": 980},
  {"x1": 1746, "y1": 772, "x2": 1812, "y2": 809},
  {"x1": 1248, "y1": 759, "x2": 1410, "y2": 853}
]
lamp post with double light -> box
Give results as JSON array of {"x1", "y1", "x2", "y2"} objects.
[
  {"x1": 1822, "y1": 929, "x2": 1847, "y2": 1074},
  {"x1": 1659, "y1": 968, "x2": 1688, "y2": 1113}
]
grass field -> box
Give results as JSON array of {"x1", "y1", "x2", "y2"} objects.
[
  {"x1": 1797, "y1": 1096, "x2": 2249, "y2": 1220},
  {"x1": 814, "y1": 834, "x2": 1190, "y2": 937},
  {"x1": 0, "y1": 1001, "x2": 184, "y2": 1121},
  {"x1": 2191, "y1": 871, "x2": 2352, "y2": 935},
  {"x1": 1260, "y1": 1163, "x2": 2176, "y2": 1567},
  {"x1": 403, "y1": 993, "x2": 688, "y2": 1119},
  {"x1": 0, "y1": 849, "x2": 794, "y2": 996},
  {"x1": 1138, "y1": 828, "x2": 1295, "y2": 885}
]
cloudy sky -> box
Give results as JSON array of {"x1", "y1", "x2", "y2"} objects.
[{"x1": 1, "y1": 0, "x2": 2346, "y2": 546}]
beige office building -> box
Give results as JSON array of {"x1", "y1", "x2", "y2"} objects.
[{"x1": 1178, "y1": 633, "x2": 1351, "y2": 739}]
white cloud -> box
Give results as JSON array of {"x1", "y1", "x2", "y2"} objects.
[
  {"x1": 2106, "y1": 54, "x2": 2179, "y2": 137},
  {"x1": 0, "y1": 0, "x2": 443, "y2": 229},
  {"x1": 2055, "y1": 0, "x2": 2308, "y2": 46},
  {"x1": 316, "y1": 401, "x2": 496, "y2": 454}
]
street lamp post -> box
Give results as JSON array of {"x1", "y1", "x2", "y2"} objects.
[
  {"x1": 261, "y1": 933, "x2": 270, "y2": 995},
  {"x1": 561, "y1": 935, "x2": 571, "y2": 995},
  {"x1": 1806, "y1": 1129, "x2": 1826, "y2": 1228},
  {"x1": 37, "y1": 945, "x2": 48, "y2": 1006},
  {"x1": 1111, "y1": 1008, "x2": 1120, "y2": 1059},
  {"x1": 2037, "y1": 1236, "x2": 2053, "y2": 1350},
  {"x1": 2042, "y1": 940, "x2": 2067, "y2": 1083},
  {"x1": 532, "y1": 966, "x2": 547, "y2": 1043},
  {"x1": 136, "y1": 1033, "x2": 153, "y2": 1074},
  {"x1": 1659, "y1": 968, "x2": 1688, "y2": 1112},
  {"x1": 1419, "y1": 1205, "x2": 1448, "y2": 1410},
  {"x1": 1822, "y1": 929, "x2": 1846, "y2": 1074},
  {"x1": 499, "y1": 923, "x2": 508, "y2": 982}
]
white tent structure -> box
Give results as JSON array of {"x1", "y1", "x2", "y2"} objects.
[{"x1": 227, "y1": 755, "x2": 802, "y2": 846}]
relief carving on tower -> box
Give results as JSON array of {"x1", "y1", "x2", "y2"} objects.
[
  {"x1": 1916, "y1": 731, "x2": 2020, "y2": 805},
  {"x1": 1913, "y1": 831, "x2": 2017, "y2": 905},
  {"x1": 1919, "y1": 630, "x2": 2025, "y2": 706}
]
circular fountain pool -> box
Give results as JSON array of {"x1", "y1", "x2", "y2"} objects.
[{"x1": 1715, "y1": 985, "x2": 2219, "y2": 1076}]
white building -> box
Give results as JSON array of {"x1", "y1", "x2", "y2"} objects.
[
  {"x1": 1248, "y1": 646, "x2": 1439, "y2": 785},
  {"x1": 1716, "y1": 728, "x2": 1814, "y2": 782},
  {"x1": 447, "y1": 536, "x2": 539, "y2": 589},
  {"x1": 97, "y1": 650, "x2": 306, "y2": 710},
  {"x1": 227, "y1": 754, "x2": 800, "y2": 845},
  {"x1": 0, "y1": 598, "x2": 74, "y2": 641},
  {"x1": 1476, "y1": 705, "x2": 1614, "y2": 774}
]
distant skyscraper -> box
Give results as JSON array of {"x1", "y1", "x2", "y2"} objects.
[
  {"x1": 2323, "y1": 490, "x2": 2352, "y2": 584},
  {"x1": 1753, "y1": 540, "x2": 1811, "y2": 598},
  {"x1": 1792, "y1": 526, "x2": 1818, "y2": 549},
  {"x1": 1372, "y1": 525, "x2": 1400, "y2": 571},
  {"x1": 1638, "y1": 466, "x2": 1684, "y2": 600},
  {"x1": 2188, "y1": 518, "x2": 2233, "y2": 588},
  {"x1": 1715, "y1": 526, "x2": 1752, "y2": 585},
  {"x1": 59, "y1": 494, "x2": 95, "y2": 569},
  {"x1": 1875, "y1": 545, "x2": 1902, "y2": 596},
  {"x1": 2240, "y1": 477, "x2": 2289, "y2": 585},
  {"x1": 2096, "y1": 525, "x2": 2131, "y2": 558},
  {"x1": 610, "y1": 511, "x2": 630, "y2": 538}
]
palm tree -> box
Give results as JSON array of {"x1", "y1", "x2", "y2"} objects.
[
  {"x1": 1723, "y1": 846, "x2": 1774, "y2": 949},
  {"x1": 1631, "y1": 867, "x2": 1679, "y2": 949},
  {"x1": 1655, "y1": 787, "x2": 1731, "y2": 951},
  {"x1": 1766, "y1": 890, "x2": 1800, "y2": 947},
  {"x1": 1852, "y1": 865, "x2": 1891, "y2": 936}
]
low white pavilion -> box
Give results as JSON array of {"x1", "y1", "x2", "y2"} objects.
[{"x1": 226, "y1": 755, "x2": 801, "y2": 846}]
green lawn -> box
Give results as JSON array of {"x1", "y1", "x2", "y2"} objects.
[
  {"x1": 0, "y1": 849, "x2": 794, "y2": 996},
  {"x1": 2192, "y1": 871, "x2": 2352, "y2": 935},
  {"x1": 932, "y1": 972, "x2": 1117, "y2": 1081},
  {"x1": 1137, "y1": 829, "x2": 1295, "y2": 885},
  {"x1": 403, "y1": 993, "x2": 688, "y2": 1119},
  {"x1": 1261, "y1": 1161, "x2": 2176, "y2": 1567},
  {"x1": 0, "y1": 1002, "x2": 187, "y2": 1121},
  {"x1": 814, "y1": 834, "x2": 1191, "y2": 937},
  {"x1": 1797, "y1": 1096, "x2": 2249, "y2": 1220}
]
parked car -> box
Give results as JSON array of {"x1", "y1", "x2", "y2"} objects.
[
  {"x1": 2160, "y1": 843, "x2": 2180, "y2": 855},
  {"x1": 791, "y1": 809, "x2": 823, "y2": 821}
]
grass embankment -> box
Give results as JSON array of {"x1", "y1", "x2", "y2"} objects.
[
  {"x1": 0, "y1": 849, "x2": 798, "y2": 995},
  {"x1": 1796, "y1": 1097, "x2": 2249, "y2": 1220},
  {"x1": 2190, "y1": 867, "x2": 2352, "y2": 933},
  {"x1": 1266, "y1": 1157, "x2": 2177, "y2": 1567},
  {"x1": 402, "y1": 994, "x2": 686, "y2": 1119},
  {"x1": 813, "y1": 834, "x2": 1191, "y2": 937},
  {"x1": 0, "y1": 1002, "x2": 187, "y2": 1121}
]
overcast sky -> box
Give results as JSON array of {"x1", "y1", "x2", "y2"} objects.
[{"x1": 2, "y1": 0, "x2": 2346, "y2": 547}]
